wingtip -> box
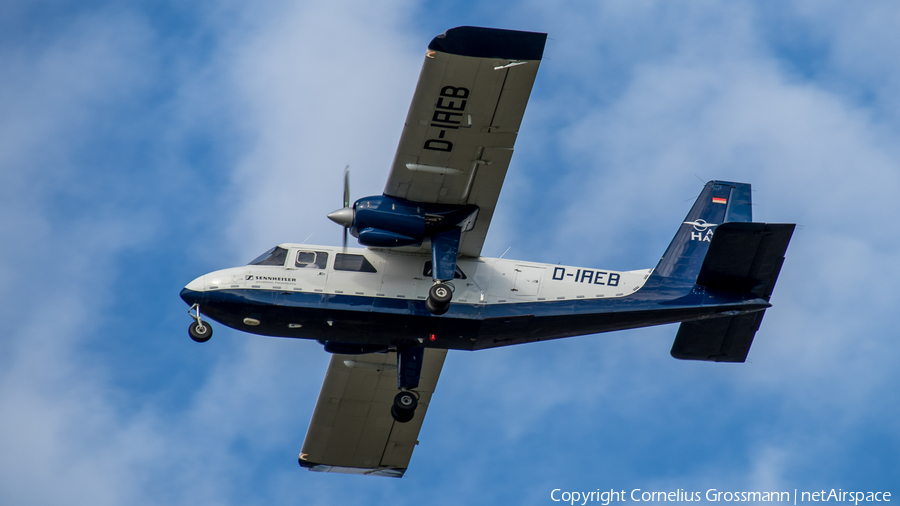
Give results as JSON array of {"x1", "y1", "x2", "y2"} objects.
[{"x1": 428, "y1": 26, "x2": 547, "y2": 60}]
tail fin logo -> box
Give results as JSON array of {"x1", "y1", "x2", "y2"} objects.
[{"x1": 684, "y1": 219, "x2": 717, "y2": 242}]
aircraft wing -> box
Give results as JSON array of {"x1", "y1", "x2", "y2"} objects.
[
  {"x1": 298, "y1": 349, "x2": 447, "y2": 477},
  {"x1": 384, "y1": 26, "x2": 546, "y2": 257}
]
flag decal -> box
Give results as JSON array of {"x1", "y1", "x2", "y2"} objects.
[{"x1": 712, "y1": 197, "x2": 727, "y2": 204}]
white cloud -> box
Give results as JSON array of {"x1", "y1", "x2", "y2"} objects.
[
  {"x1": 220, "y1": 0, "x2": 422, "y2": 259},
  {"x1": 2, "y1": 0, "x2": 899, "y2": 503},
  {"x1": 428, "y1": 0, "x2": 900, "y2": 491},
  {"x1": 0, "y1": 1, "x2": 435, "y2": 504}
]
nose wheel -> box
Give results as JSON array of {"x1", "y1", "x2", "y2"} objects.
[
  {"x1": 187, "y1": 304, "x2": 213, "y2": 343},
  {"x1": 426, "y1": 283, "x2": 452, "y2": 315},
  {"x1": 189, "y1": 321, "x2": 212, "y2": 342}
]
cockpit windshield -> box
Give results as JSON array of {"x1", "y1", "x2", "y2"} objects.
[{"x1": 248, "y1": 246, "x2": 289, "y2": 266}]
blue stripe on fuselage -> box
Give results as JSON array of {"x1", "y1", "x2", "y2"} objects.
[{"x1": 180, "y1": 282, "x2": 769, "y2": 349}]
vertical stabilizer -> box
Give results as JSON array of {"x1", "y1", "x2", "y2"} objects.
[{"x1": 653, "y1": 181, "x2": 752, "y2": 282}]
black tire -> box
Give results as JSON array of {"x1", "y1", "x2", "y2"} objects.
[
  {"x1": 394, "y1": 391, "x2": 418, "y2": 411},
  {"x1": 428, "y1": 283, "x2": 452, "y2": 304},
  {"x1": 189, "y1": 320, "x2": 212, "y2": 343},
  {"x1": 425, "y1": 298, "x2": 449, "y2": 315},
  {"x1": 391, "y1": 405, "x2": 415, "y2": 423}
]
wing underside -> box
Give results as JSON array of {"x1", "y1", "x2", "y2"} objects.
[
  {"x1": 299, "y1": 349, "x2": 447, "y2": 477},
  {"x1": 384, "y1": 26, "x2": 546, "y2": 257}
]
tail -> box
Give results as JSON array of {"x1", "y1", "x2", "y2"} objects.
[
  {"x1": 651, "y1": 181, "x2": 795, "y2": 362},
  {"x1": 652, "y1": 180, "x2": 753, "y2": 282}
]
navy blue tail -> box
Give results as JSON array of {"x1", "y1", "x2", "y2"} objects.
[
  {"x1": 652, "y1": 181, "x2": 752, "y2": 282},
  {"x1": 647, "y1": 180, "x2": 796, "y2": 363}
]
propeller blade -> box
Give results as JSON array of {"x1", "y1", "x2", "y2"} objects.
[
  {"x1": 343, "y1": 164, "x2": 350, "y2": 209},
  {"x1": 335, "y1": 164, "x2": 351, "y2": 252}
]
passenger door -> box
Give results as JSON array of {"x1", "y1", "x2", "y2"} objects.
[{"x1": 288, "y1": 249, "x2": 330, "y2": 293}]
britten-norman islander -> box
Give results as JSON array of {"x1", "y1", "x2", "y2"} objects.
[{"x1": 180, "y1": 26, "x2": 795, "y2": 477}]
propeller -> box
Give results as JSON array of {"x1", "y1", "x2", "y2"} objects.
[
  {"x1": 342, "y1": 165, "x2": 350, "y2": 249},
  {"x1": 327, "y1": 165, "x2": 354, "y2": 250}
]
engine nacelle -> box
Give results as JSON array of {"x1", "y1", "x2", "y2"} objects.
[
  {"x1": 357, "y1": 228, "x2": 421, "y2": 247},
  {"x1": 349, "y1": 195, "x2": 478, "y2": 247}
]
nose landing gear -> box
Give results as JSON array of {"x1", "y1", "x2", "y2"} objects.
[{"x1": 187, "y1": 303, "x2": 213, "y2": 343}]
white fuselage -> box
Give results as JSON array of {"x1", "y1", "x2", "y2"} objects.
[{"x1": 186, "y1": 243, "x2": 653, "y2": 305}]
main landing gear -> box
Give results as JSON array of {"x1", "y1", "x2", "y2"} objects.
[
  {"x1": 187, "y1": 303, "x2": 213, "y2": 343},
  {"x1": 391, "y1": 391, "x2": 418, "y2": 423},
  {"x1": 391, "y1": 346, "x2": 424, "y2": 423},
  {"x1": 425, "y1": 282, "x2": 452, "y2": 315}
]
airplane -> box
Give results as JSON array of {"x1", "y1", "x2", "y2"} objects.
[{"x1": 179, "y1": 26, "x2": 795, "y2": 478}]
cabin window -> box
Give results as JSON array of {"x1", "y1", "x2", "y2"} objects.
[
  {"x1": 422, "y1": 261, "x2": 467, "y2": 279},
  {"x1": 248, "y1": 246, "x2": 289, "y2": 266},
  {"x1": 333, "y1": 253, "x2": 378, "y2": 273},
  {"x1": 296, "y1": 251, "x2": 328, "y2": 269}
]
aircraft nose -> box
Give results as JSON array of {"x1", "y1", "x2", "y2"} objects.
[
  {"x1": 180, "y1": 275, "x2": 205, "y2": 305},
  {"x1": 184, "y1": 275, "x2": 204, "y2": 292},
  {"x1": 180, "y1": 287, "x2": 200, "y2": 305}
]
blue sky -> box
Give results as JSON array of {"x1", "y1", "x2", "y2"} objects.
[{"x1": 2, "y1": 0, "x2": 899, "y2": 504}]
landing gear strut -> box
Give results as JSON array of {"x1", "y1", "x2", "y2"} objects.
[
  {"x1": 391, "y1": 346, "x2": 424, "y2": 423},
  {"x1": 187, "y1": 303, "x2": 213, "y2": 343},
  {"x1": 427, "y1": 227, "x2": 460, "y2": 315},
  {"x1": 425, "y1": 282, "x2": 452, "y2": 315}
]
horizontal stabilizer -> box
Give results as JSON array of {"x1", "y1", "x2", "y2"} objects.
[
  {"x1": 671, "y1": 312, "x2": 765, "y2": 362},
  {"x1": 696, "y1": 222, "x2": 795, "y2": 299}
]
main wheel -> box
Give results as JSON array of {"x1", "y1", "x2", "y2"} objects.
[
  {"x1": 391, "y1": 405, "x2": 415, "y2": 423},
  {"x1": 425, "y1": 297, "x2": 449, "y2": 315},
  {"x1": 189, "y1": 320, "x2": 212, "y2": 343},
  {"x1": 394, "y1": 391, "x2": 418, "y2": 411},
  {"x1": 428, "y1": 283, "x2": 452, "y2": 304}
]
